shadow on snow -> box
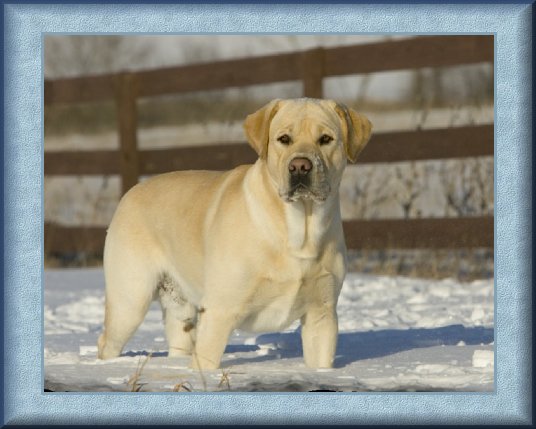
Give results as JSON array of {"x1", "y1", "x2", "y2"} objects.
[{"x1": 223, "y1": 324, "x2": 494, "y2": 368}]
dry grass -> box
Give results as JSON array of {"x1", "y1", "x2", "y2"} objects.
[
  {"x1": 128, "y1": 342, "x2": 233, "y2": 392},
  {"x1": 127, "y1": 352, "x2": 152, "y2": 392},
  {"x1": 172, "y1": 380, "x2": 193, "y2": 392},
  {"x1": 218, "y1": 369, "x2": 231, "y2": 391}
]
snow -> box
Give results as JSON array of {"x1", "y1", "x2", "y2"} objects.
[
  {"x1": 44, "y1": 268, "x2": 494, "y2": 392},
  {"x1": 472, "y1": 350, "x2": 494, "y2": 368}
]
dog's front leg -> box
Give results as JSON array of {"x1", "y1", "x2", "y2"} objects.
[
  {"x1": 300, "y1": 304, "x2": 338, "y2": 368},
  {"x1": 191, "y1": 307, "x2": 236, "y2": 370}
]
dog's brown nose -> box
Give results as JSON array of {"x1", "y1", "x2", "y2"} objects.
[{"x1": 289, "y1": 157, "x2": 312, "y2": 176}]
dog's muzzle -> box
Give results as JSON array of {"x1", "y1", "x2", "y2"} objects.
[{"x1": 283, "y1": 155, "x2": 331, "y2": 202}]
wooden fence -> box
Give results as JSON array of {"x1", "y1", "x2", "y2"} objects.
[{"x1": 44, "y1": 35, "x2": 494, "y2": 255}]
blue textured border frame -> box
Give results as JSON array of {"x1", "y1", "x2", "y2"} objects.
[{"x1": 3, "y1": 3, "x2": 532, "y2": 425}]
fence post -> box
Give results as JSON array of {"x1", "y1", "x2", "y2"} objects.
[
  {"x1": 115, "y1": 72, "x2": 140, "y2": 195},
  {"x1": 301, "y1": 47, "x2": 325, "y2": 98}
]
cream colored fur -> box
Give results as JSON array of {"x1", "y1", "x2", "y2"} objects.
[{"x1": 98, "y1": 98, "x2": 372, "y2": 369}]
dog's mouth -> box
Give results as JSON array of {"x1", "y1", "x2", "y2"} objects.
[
  {"x1": 288, "y1": 190, "x2": 323, "y2": 202},
  {"x1": 281, "y1": 181, "x2": 331, "y2": 203}
]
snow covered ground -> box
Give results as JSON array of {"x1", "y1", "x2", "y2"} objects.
[{"x1": 44, "y1": 268, "x2": 494, "y2": 392}]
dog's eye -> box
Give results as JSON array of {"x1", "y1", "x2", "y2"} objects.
[
  {"x1": 277, "y1": 134, "x2": 291, "y2": 145},
  {"x1": 319, "y1": 134, "x2": 334, "y2": 145}
]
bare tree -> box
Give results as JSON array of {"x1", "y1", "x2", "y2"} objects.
[
  {"x1": 470, "y1": 157, "x2": 494, "y2": 214},
  {"x1": 439, "y1": 158, "x2": 492, "y2": 217},
  {"x1": 352, "y1": 167, "x2": 391, "y2": 219},
  {"x1": 393, "y1": 162, "x2": 426, "y2": 219}
]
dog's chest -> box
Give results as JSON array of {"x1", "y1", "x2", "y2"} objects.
[{"x1": 238, "y1": 258, "x2": 329, "y2": 332}]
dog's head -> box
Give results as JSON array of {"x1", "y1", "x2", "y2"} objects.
[{"x1": 244, "y1": 98, "x2": 372, "y2": 203}]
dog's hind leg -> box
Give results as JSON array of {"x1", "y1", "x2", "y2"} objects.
[
  {"x1": 98, "y1": 249, "x2": 156, "y2": 360},
  {"x1": 157, "y1": 274, "x2": 197, "y2": 357}
]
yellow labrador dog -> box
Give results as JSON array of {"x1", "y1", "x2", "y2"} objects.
[{"x1": 98, "y1": 98, "x2": 372, "y2": 369}]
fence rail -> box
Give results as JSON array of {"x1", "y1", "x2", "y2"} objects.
[
  {"x1": 44, "y1": 125, "x2": 493, "y2": 176},
  {"x1": 44, "y1": 36, "x2": 494, "y2": 254},
  {"x1": 44, "y1": 35, "x2": 493, "y2": 104}
]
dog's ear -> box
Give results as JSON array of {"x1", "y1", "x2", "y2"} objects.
[
  {"x1": 335, "y1": 103, "x2": 372, "y2": 163},
  {"x1": 243, "y1": 99, "x2": 282, "y2": 159}
]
